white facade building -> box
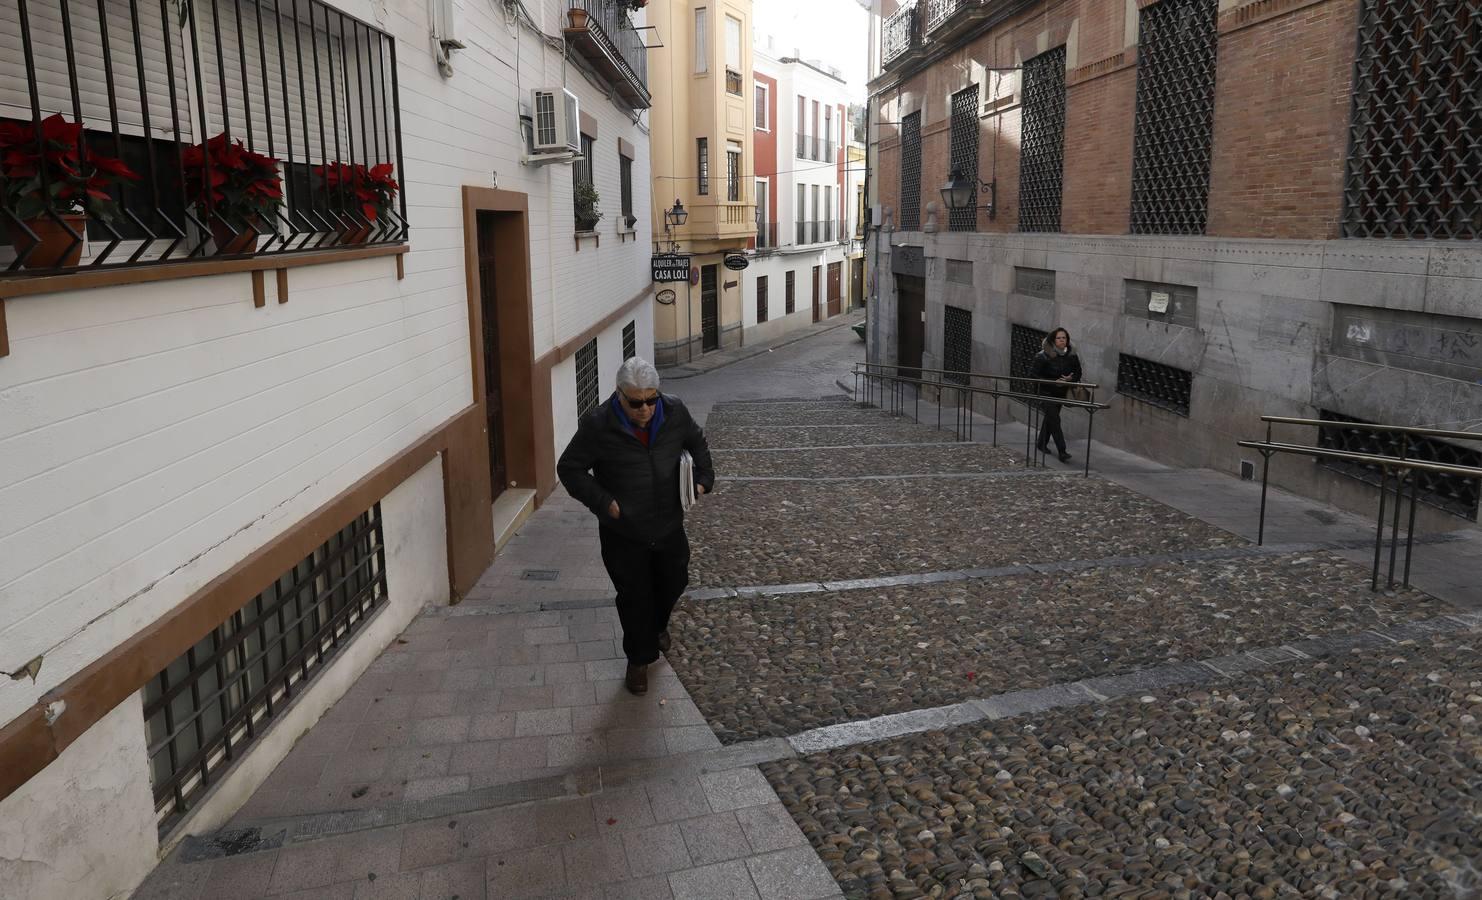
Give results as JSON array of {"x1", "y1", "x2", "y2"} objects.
[
  {"x1": 743, "y1": 41, "x2": 857, "y2": 342},
  {"x1": 0, "y1": 0, "x2": 653, "y2": 895}
]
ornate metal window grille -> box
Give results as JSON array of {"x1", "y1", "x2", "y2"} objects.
[
  {"x1": 899, "y1": 112, "x2": 922, "y2": 229},
  {"x1": 1019, "y1": 47, "x2": 1067, "y2": 233},
  {"x1": 620, "y1": 155, "x2": 634, "y2": 220},
  {"x1": 785, "y1": 270, "x2": 796, "y2": 314},
  {"x1": 1010, "y1": 324, "x2": 1049, "y2": 396},
  {"x1": 1318, "y1": 411, "x2": 1482, "y2": 521},
  {"x1": 943, "y1": 305, "x2": 972, "y2": 384},
  {"x1": 697, "y1": 138, "x2": 709, "y2": 195},
  {"x1": 1341, "y1": 0, "x2": 1482, "y2": 239},
  {"x1": 622, "y1": 320, "x2": 636, "y2": 359},
  {"x1": 1129, "y1": 0, "x2": 1219, "y2": 235},
  {"x1": 756, "y1": 276, "x2": 769, "y2": 323},
  {"x1": 576, "y1": 338, "x2": 600, "y2": 412},
  {"x1": 143, "y1": 506, "x2": 387, "y2": 835},
  {"x1": 1116, "y1": 353, "x2": 1193, "y2": 416},
  {"x1": 948, "y1": 86, "x2": 980, "y2": 232}
]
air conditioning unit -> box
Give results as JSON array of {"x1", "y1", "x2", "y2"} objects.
[{"x1": 531, "y1": 88, "x2": 580, "y2": 154}]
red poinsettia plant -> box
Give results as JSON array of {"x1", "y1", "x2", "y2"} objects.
[
  {"x1": 315, "y1": 161, "x2": 400, "y2": 223},
  {"x1": 182, "y1": 132, "x2": 284, "y2": 224},
  {"x1": 0, "y1": 114, "x2": 139, "y2": 223}
]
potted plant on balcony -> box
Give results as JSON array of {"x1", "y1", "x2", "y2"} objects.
[
  {"x1": 574, "y1": 180, "x2": 602, "y2": 232},
  {"x1": 315, "y1": 161, "x2": 400, "y2": 243},
  {"x1": 182, "y1": 132, "x2": 283, "y2": 254},
  {"x1": 567, "y1": 4, "x2": 589, "y2": 29},
  {"x1": 0, "y1": 114, "x2": 139, "y2": 269}
]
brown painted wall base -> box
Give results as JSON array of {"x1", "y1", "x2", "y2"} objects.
[{"x1": 0, "y1": 403, "x2": 493, "y2": 805}]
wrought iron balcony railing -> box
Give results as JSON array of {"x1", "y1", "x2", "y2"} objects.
[
  {"x1": 1, "y1": 0, "x2": 408, "y2": 276},
  {"x1": 796, "y1": 133, "x2": 808, "y2": 159},
  {"x1": 881, "y1": 2, "x2": 921, "y2": 68},
  {"x1": 755, "y1": 219, "x2": 777, "y2": 250},
  {"x1": 565, "y1": 0, "x2": 651, "y2": 111}
]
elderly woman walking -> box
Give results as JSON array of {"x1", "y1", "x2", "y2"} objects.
[
  {"x1": 557, "y1": 358, "x2": 715, "y2": 696},
  {"x1": 1030, "y1": 327, "x2": 1082, "y2": 464}
]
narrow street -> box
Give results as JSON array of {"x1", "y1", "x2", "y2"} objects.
[{"x1": 135, "y1": 324, "x2": 1481, "y2": 900}]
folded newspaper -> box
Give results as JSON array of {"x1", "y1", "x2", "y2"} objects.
[{"x1": 679, "y1": 450, "x2": 698, "y2": 512}]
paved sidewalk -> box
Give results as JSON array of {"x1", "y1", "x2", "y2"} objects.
[{"x1": 659, "y1": 310, "x2": 864, "y2": 380}]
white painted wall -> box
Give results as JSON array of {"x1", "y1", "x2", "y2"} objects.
[
  {"x1": 0, "y1": 698, "x2": 158, "y2": 900},
  {"x1": 550, "y1": 301, "x2": 656, "y2": 461}
]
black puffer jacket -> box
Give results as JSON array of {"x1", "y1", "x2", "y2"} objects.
[
  {"x1": 1030, "y1": 338, "x2": 1083, "y2": 400},
  {"x1": 557, "y1": 394, "x2": 716, "y2": 544}
]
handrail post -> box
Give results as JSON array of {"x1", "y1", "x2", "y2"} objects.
[
  {"x1": 1084, "y1": 409, "x2": 1094, "y2": 478},
  {"x1": 1387, "y1": 434, "x2": 1408, "y2": 589},
  {"x1": 1371, "y1": 466, "x2": 1389, "y2": 592},
  {"x1": 1403, "y1": 466, "x2": 1419, "y2": 589},
  {"x1": 1258, "y1": 420, "x2": 1272, "y2": 546}
]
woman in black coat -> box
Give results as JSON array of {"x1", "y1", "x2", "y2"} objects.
[{"x1": 1029, "y1": 327, "x2": 1082, "y2": 463}]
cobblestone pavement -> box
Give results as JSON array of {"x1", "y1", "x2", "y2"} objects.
[
  {"x1": 714, "y1": 444, "x2": 1026, "y2": 479},
  {"x1": 707, "y1": 424, "x2": 964, "y2": 450}
]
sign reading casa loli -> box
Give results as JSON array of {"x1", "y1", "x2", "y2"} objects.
[{"x1": 652, "y1": 254, "x2": 692, "y2": 282}]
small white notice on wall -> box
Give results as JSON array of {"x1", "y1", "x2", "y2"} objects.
[{"x1": 1148, "y1": 291, "x2": 1171, "y2": 314}]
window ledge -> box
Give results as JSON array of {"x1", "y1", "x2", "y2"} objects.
[
  {"x1": 574, "y1": 230, "x2": 601, "y2": 251},
  {"x1": 0, "y1": 243, "x2": 409, "y2": 358}
]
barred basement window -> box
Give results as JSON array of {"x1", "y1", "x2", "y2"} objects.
[
  {"x1": 943, "y1": 305, "x2": 972, "y2": 384},
  {"x1": 948, "y1": 85, "x2": 980, "y2": 232},
  {"x1": 1342, "y1": 0, "x2": 1482, "y2": 239},
  {"x1": 1130, "y1": 0, "x2": 1219, "y2": 235},
  {"x1": 1019, "y1": 46, "x2": 1067, "y2": 233},
  {"x1": 1116, "y1": 353, "x2": 1193, "y2": 416},
  {"x1": 576, "y1": 338, "x2": 600, "y2": 412},
  {"x1": 1010, "y1": 324, "x2": 1049, "y2": 396},
  {"x1": 1317, "y1": 411, "x2": 1481, "y2": 521},
  {"x1": 756, "y1": 275, "x2": 769, "y2": 323},
  {"x1": 143, "y1": 507, "x2": 387, "y2": 835},
  {"x1": 622, "y1": 321, "x2": 636, "y2": 359},
  {"x1": 899, "y1": 111, "x2": 922, "y2": 229}
]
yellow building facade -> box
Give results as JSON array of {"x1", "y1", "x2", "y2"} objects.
[{"x1": 647, "y1": 0, "x2": 757, "y2": 366}]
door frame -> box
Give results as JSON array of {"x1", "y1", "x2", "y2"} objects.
[{"x1": 463, "y1": 188, "x2": 544, "y2": 501}]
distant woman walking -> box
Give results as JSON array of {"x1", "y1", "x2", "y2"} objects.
[{"x1": 1030, "y1": 327, "x2": 1082, "y2": 463}]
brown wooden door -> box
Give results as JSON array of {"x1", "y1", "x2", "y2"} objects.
[
  {"x1": 811, "y1": 265, "x2": 822, "y2": 323},
  {"x1": 826, "y1": 262, "x2": 842, "y2": 317},
  {"x1": 896, "y1": 274, "x2": 925, "y2": 381},
  {"x1": 850, "y1": 257, "x2": 864, "y2": 309},
  {"x1": 701, "y1": 265, "x2": 720, "y2": 352},
  {"x1": 477, "y1": 213, "x2": 507, "y2": 502}
]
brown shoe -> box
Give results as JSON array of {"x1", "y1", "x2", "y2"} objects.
[
  {"x1": 625, "y1": 664, "x2": 648, "y2": 695},
  {"x1": 657, "y1": 630, "x2": 672, "y2": 654}
]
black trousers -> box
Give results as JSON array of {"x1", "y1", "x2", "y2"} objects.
[
  {"x1": 1037, "y1": 400, "x2": 1067, "y2": 454},
  {"x1": 599, "y1": 526, "x2": 691, "y2": 665}
]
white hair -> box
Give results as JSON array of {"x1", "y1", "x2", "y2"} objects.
[{"x1": 616, "y1": 357, "x2": 661, "y2": 392}]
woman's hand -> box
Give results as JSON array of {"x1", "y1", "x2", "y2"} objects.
[{"x1": 608, "y1": 500, "x2": 621, "y2": 518}]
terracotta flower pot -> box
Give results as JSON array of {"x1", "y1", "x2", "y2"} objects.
[
  {"x1": 341, "y1": 224, "x2": 373, "y2": 245},
  {"x1": 210, "y1": 218, "x2": 260, "y2": 255},
  {"x1": 7, "y1": 213, "x2": 87, "y2": 269},
  {"x1": 568, "y1": 7, "x2": 589, "y2": 29}
]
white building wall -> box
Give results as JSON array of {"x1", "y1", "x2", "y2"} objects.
[{"x1": 549, "y1": 301, "x2": 656, "y2": 462}]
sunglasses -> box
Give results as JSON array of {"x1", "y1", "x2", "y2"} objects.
[{"x1": 622, "y1": 394, "x2": 659, "y2": 409}]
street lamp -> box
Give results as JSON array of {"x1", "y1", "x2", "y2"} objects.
[
  {"x1": 662, "y1": 199, "x2": 688, "y2": 253},
  {"x1": 940, "y1": 170, "x2": 996, "y2": 220}
]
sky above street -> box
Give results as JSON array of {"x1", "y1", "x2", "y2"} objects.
[{"x1": 753, "y1": 0, "x2": 872, "y2": 97}]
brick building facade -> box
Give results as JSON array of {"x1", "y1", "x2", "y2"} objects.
[{"x1": 864, "y1": 0, "x2": 1482, "y2": 527}]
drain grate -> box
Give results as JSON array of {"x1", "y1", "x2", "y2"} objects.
[
  {"x1": 521, "y1": 569, "x2": 560, "y2": 582},
  {"x1": 178, "y1": 826, "x2": 285, "y2": 861}
]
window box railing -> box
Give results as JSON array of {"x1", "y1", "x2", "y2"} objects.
[
  {"x1": 881, "y1": 2, "x2": 922, "y2": 68},
  {"x1": 565, "y1": 0, "x2": 651, "y2": 110},
  {"x1": 725, "y1": 69, "x2": 743, "y2": 96},
  {"x1": 755, "y1": 218, "x2": 777, "y2": 250},
  {"x1": 796, "y1": 133, "x2": 808, "y2": 159},
  {"x1": 1, "y1": 0, "x2": 409, "y2": 277}
]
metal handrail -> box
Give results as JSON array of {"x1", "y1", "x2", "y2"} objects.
[
  {"x1": 853, "y1": 363, "x2": 1109, "y2": 477},
  {"x1": 856, "y1": 360, "x2": 1101, "y2": 392},
  {"x1": 1239, "y1": 416, "x2": 1482, "y2": 592}
]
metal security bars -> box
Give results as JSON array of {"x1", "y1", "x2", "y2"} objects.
[
  {"x1": 1341, "y1": 0, "x2": 1482, "y2": 238},
  {"x1": 1, "y1": 0, "x2": 408, "y2": 274},
  {"x1": 142, "y1": 505, "x2": 387, "y2": 835},
  {"x1": 881, "y1": 1, "x2": 920, "y2": 68},
  {"x1": 1116, "y1": 353, "x2": 1193, "y2": 416},
  {"x1": 1318, "y1": 410, "x2": 1482, "y2": 521},
  {"x1": 898, "y1": 111, "x2": 921, "y2": 229},
  {"x1": 564, "y1": 0, "x2": 651, "y2": 110},
  {"x1": 622, "y1": 320, "x2": 635, "y2": 359},
  {"x1": 575, "y1": 337, "x2": 599, "y2": 412},
  {"x1": 942, "y1": 305, "x2": 972, "y2": 385},
  {"x1": 785, "y1": 269, "x2": 795, "y2": 314},
  {"x1": 1129, "y1": 0, "x2": 1219, "y2": 235},
  {"x1": 1018, "y1": 46, "x2": 1067, "y2": 233},
  {"x1": 1009, "y1": 323, "x2": 1048, "y2": 396},
  {"x1": 756, "y1": 275, "x2": 767, "y2": 323},
  {"x1": 696, "y1": 138, "x2": 709, "y2": 195},
  {"x1": 947, "y1": 85, "x2": 979, "y2": 232}
]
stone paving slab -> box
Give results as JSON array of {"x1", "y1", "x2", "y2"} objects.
[
  {"x1": 713, "y1": 444, "x2": 1026, "y2": 478},
  {"x1": 706, "y1": 408, "x2": 906, "y2": 428},
  {"x1": 763, "y1": 630, "x2": 1482, "y2": 900},
  {"x1": 706, "y1": 424, "x2": 963, "y2": 450},
  {"x1": 685, "y1": 474, "x2": 1242, "y2": 589},
  {"x1": 667, "y1": 551, "x2": 1450, "y2": 743}
]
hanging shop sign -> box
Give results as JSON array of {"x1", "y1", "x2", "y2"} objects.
[
  {"x1": 723, "y1": 253, "x2": 750, "y2": 271},
  {"x1": 651, "y1": 254, "x2": 692, "y2": 282}
]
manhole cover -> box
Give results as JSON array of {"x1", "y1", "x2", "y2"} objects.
[{"x1": 522, "y1": 569, "x2": 560, "y2": 581}]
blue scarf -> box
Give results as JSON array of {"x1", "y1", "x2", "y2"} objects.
[{"x1": 611, "y1": 392, "x2": 665, "y2": 440}]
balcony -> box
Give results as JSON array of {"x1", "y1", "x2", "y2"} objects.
[
  {"x1": 755, "y1": 219, "x2": 778, "y2": 251},
  {"x1": 0, "y1": 0, "x2": 408, "y2": 279},
  {"x1": 881, "y1": 2, "x2": 923, "y2": 69},
  {"x1": 797, "y1": 134, "x2": 808, "y2": 159},
  {"x1": 725, "y1": 69, "x2": 744, "y2": 96},
  {"x1": 564, "y1": 0, "x2": 652, "y2": 111},
  {"x1": 822, "y1": 140, "x2": 836, "y2": 162},
  {"x1": 924, "y1": 0, "x2": 992, "y2": 42},
  {"x1": 794, "y1": 220, "x2": 839, "y2": 246}
]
